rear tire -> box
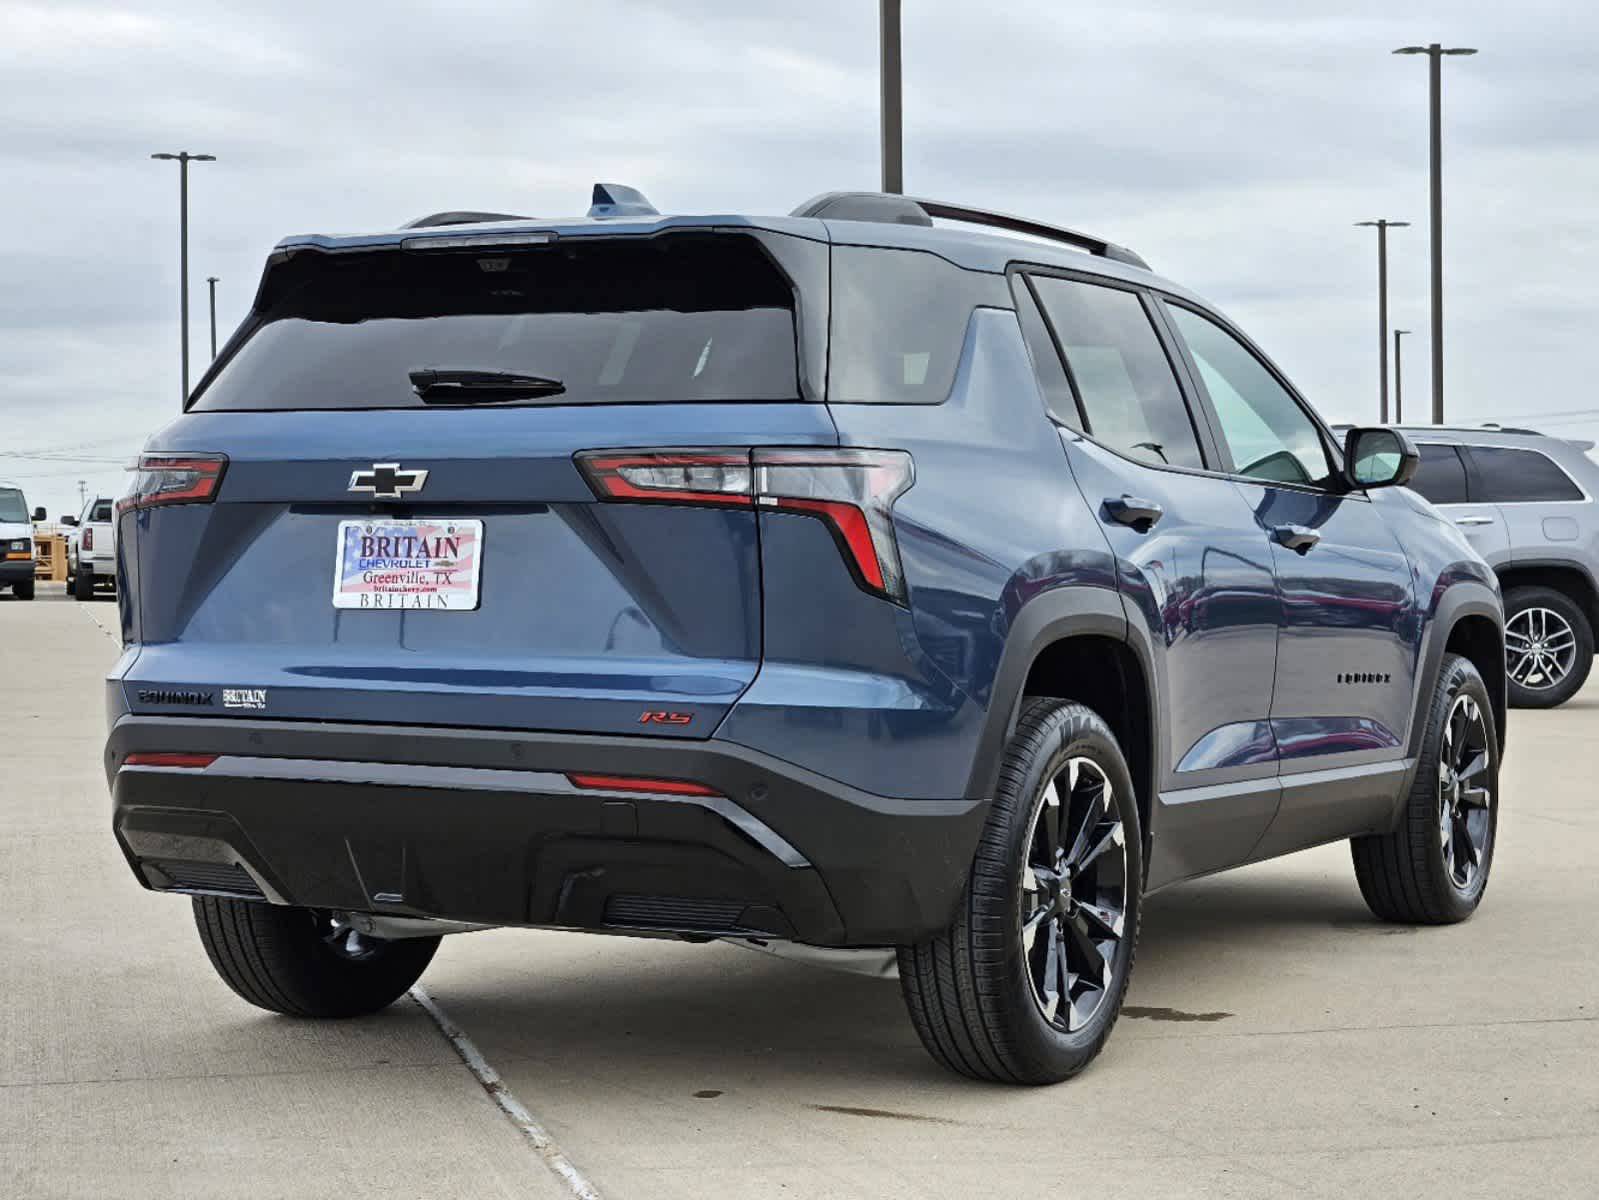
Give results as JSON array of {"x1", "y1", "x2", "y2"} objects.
[
  {"x1": 12, "y1": 579, "x2": 33, "y2": 601},
  {"x1": 1503, "y1": 585, "x2": 1592, "y2": 708},
  {"x1": 897, "y1": 699, "x2": 1143, "y2": 1084},
  {"x1": 192, "y1": 898, "x2": 439, "y2": 1018},
  {"x1": 73, "y1": 567, "x2": 94, "y2": 601},
  {"x1": 1351, "y1": 653, "x2": 1498, "y2": 924}
]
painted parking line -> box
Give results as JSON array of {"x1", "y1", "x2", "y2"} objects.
[{"x1": 409, "y1": 985, "x2": 604, "y2": 1200}]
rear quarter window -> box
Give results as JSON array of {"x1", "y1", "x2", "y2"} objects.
[{"x1": 826, "y1": 245, "x2": 1011, "y2": 404}]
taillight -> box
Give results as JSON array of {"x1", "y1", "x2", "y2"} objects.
[
  {"x1": 117, "y1": 454, "x2": 227, "y2": 515},
  {"x1": 81, "y1": 527, "x2": 93, "y2": 551},
  {"x1": 123, "y1": 752, "x2": 217, "y2": 769},
  {"x1": 576, "y1": 447, "x2": 915, "y2": 604}
]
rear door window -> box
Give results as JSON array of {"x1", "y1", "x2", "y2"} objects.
[
  {"x1": 1466, "y1": 446, "x2": 1584, "y2": 502},
  {"x1": 1408, "y1": 444, "x2": 1470, "y2": 504},
  {"x1": 1029, "y1": 275, "x2": 1205, "y2": 470},
  {"x1": 191, "y1": 233, "x2": 800, "y2": 411}
]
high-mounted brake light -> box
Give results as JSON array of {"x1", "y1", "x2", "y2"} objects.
[
  {"x1": 117, "y1": 454, "x2": 227, "y2": 515},
  {"x1": 400, "y1": 231, "x2": 557, "y2": 251},
  {"x1": 124, "y1": 753, "x2": 217, "y2": 769},
  {"x1": 567, "y1": 772, "x2": 722, "y2": 797},
  {"x1": 575, "y1": 447, "x2": 915, "y2": 604}
]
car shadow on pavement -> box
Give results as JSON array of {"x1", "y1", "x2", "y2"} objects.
[{"x1": 414, "y1": 870, "x2": 1387, "y2": 1086}]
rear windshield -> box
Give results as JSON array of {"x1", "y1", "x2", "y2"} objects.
[
  {"x1": 90, "y1": 500, "x2": 113, "y2": 522},
  {"x1": 0, "y1": 489, "x2": 27, "y2": 523},
  {"x1": 192, "y1": 233, "x2": 799, "y2": 411}
]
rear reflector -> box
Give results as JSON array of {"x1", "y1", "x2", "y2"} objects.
[
  {"x1": 124, "y1": 752, "x2": 217, "y2": 769},
  {"x1": 567, "y1": 772, "x2": 722, "y2": 797}
]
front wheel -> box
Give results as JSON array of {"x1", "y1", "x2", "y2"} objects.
[
  {"x1": 1351, "y1": 652, "x2": 1499, "y2": 924},
  {"x1": 898, "y1": 699, "x2": 1143, "y2": 1084},
  {"x1": 192, "y1": 898, "x2": 439, "y2": 1017}
]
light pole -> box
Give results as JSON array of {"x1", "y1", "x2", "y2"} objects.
[
  {"x1": 1393, "y1": 43, "x2": 1476, "y2": 424},
  {"x1": 880, "y1": 0, "x2": 902, "y2": 193},
  {"x1": 1355, "y1": 219, "x2": 1410, "y2": 423},
  {"x1": 206, "y1": 276, "x2": 219, "y2": 359},
  {"x1": 1394, "y1": 329, "x2": 1410, "y2": 423},
  {"x1": 150, "y1": 151, "x2": 216, "y2": 404}
]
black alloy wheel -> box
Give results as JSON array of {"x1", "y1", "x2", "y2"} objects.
[
  {"x1": 1437, "y1": 692, "x2": 1493, "y2": 893},
  {"x1": 1020, "y1": 756, "x2": 1128, "y2": 1033}
]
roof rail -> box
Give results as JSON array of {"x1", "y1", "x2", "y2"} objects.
[
  {"x1": 401, "y1": 211, "x2": 531, "y2": 229},
  {"x1": 791, "y1": 191, "x2": 1149, "y2": 271}
]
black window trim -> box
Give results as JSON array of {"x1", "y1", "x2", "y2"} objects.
[
  {"x1": 1008, "y1": 262, "x2": 1227, "y2": 478},
  {"x1": 1456, "y1": 442, "x2": 1591, "y2": 506},
  {"x1": 1153, "y1": 293, "x2": 1355, "y2": 499}
]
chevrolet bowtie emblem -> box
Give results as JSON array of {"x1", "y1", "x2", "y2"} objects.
[{"x1": 348, "y1": 463, "x2": 428, "y2": 499}]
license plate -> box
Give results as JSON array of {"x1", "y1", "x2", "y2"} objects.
[{"x1": 332, "y1": 519, "x2": 483, "y2": 611}]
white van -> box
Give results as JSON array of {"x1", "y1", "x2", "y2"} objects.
[{"x1": 0, "y1": 482, "x2": 42, "y2": 601}]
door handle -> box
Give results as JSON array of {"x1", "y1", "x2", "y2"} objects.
[
  {"x1": 1454, "y1": 515, "x2": 1496, "y2": 526},
  {"x1": 1273, "y1": 524, "x2": 1321, "y2": 554},
  {"x1": 1104, "y1": 495, "x2": 1164, "y2": 530}
]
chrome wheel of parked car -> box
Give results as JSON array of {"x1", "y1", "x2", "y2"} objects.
[
  {"x1": 1505, "y1": 606, "x2": 1577, "y2": 694},
  {"x1": 1439, "y1": 692, "x2": 1494, "y2": 893},
  {"x1": 1020, "y1": 757, "x2": 1127, "y2": 1033}
]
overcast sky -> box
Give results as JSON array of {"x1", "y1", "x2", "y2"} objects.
[{"x1": 4, "y1": 0, "x2": 1598, "y2": 520}]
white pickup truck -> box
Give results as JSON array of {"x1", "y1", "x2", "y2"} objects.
[{"x1": 64, "y1": 496, "x2": 115, "y2": 600}]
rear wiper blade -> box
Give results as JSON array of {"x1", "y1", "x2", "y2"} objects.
[{"x1": 409, "y1": 368, "x2": 566, "y2": 403}]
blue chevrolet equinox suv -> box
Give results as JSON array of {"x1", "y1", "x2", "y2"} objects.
[{"x1": 107, "y1": 186, "x2": 1506, "y2": 1083}]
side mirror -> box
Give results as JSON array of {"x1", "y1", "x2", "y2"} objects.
[
  {"x1": 31, "y1": 506, "x2": 46, "y2": 522},
  {"x1": 1343, "y1": 427, "x2": 1419, "y2": 490},
  {"x1": 60, "y1": 515, "x2": 79, "y2": 527}
]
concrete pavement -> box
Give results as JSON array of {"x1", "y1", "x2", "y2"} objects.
[{"x1": 3, "y1": 583, "x2": 1596, "y2": 1197}]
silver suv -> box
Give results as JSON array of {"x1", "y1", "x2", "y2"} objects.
[{"x1": 1402, "y1": 425, "x2": 1598, "y2": 707}]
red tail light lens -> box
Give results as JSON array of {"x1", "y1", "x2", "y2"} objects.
[
  {"x1": 567, "y1": 772, "x2": 722, "y2": 797},
  {"x1": 575, "y1": 447, "x2": 915, "y2": 603},
  {"x1": 117, "y1": 454, "x2": 228, "y2": 515},
  {"x1": 123, "y1": 752, "x2": 217, "y2": 769},
  {"x1": 81, "y1": 527, "x2": 94, "y2": 551}
]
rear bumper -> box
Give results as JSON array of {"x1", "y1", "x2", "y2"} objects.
[
  {"x1": 105, "y1": 715, "x2": 987, "y2": 947},
  {"x1": 0, "y1": 559, "x2": 35, "y2": 584}
]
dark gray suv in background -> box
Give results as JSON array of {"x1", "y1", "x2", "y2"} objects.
[{"x1": 1402, "y1": 425, "x2": 1599, "y2": 707}]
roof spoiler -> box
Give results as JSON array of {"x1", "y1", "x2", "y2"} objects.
[
  {"x1": 401, "y1": 211, "x2": 532, "y2": 229},
  {"x1": 791, "y1": 191, "x2": 1149, "y2": 270}
]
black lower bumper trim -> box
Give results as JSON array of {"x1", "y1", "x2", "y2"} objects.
[{"x1": 106, "y1": 716, "x2": 989, "y2": 946}]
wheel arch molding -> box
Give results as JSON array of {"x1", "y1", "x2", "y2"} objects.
[
  {"x1": 1414, "y1": 581, "x2": 1506, "y2": 761},
  {"x1": 963, "y1": 586, "x2": 1158, "y2": 860}
]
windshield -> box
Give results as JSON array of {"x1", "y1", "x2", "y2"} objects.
[
  {"x1": 192, "y1": 233, "x2": 800, "y2": 411},
  {"x1": 0, "y1": 489, "x2": 28, "y2": 523}
]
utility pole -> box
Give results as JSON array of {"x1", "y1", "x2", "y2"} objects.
[
  {"x1": 880, "y1": 0, "x2": 902, "y2": 193},
  {"x1": 77, "y1": 479, "x2": 87, "y2": 511},
  {"x1": 1355, "y1": 219, "x2": 1409, "y2": 423},
  {"x1": 1393, "y1": 329, "x2": 1410, "y2": 423},
  {"x1": 150, "y1": 151, "x2": 216, "y2": 404},
  {"x1": 1393, "y1": 43, "x2": 1477, "y2": 424},
  {"x1": 207, "y1": 276, "x2": 219, "y2": 359}
]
